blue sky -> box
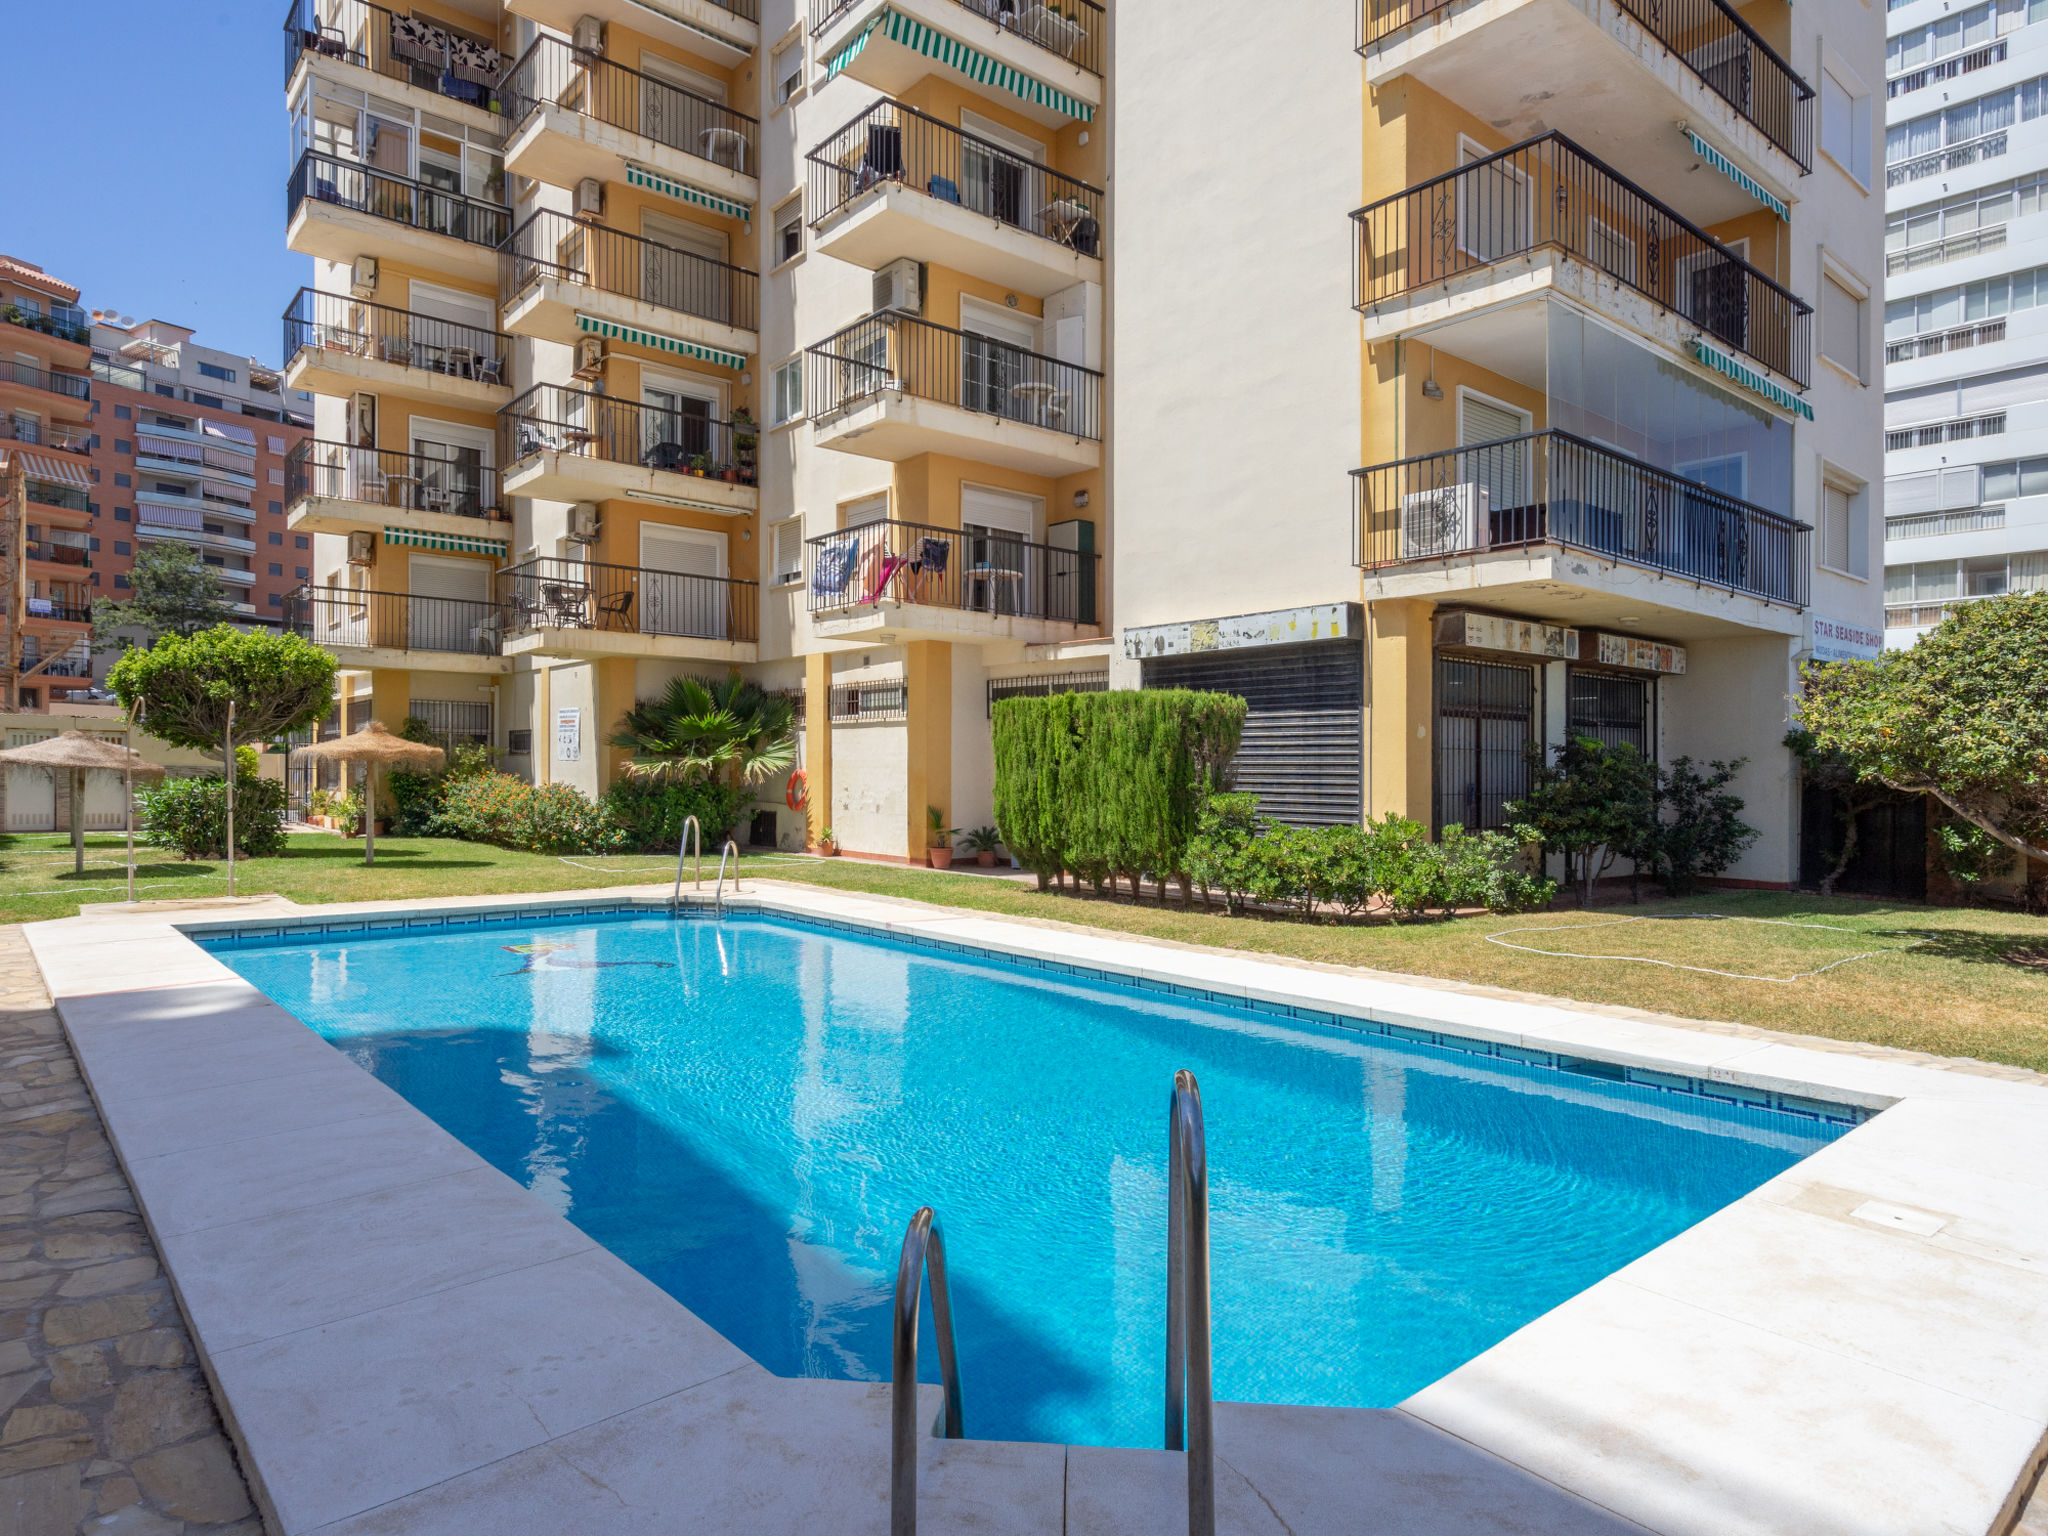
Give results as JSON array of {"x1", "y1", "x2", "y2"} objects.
[{"x1": 0, "y1": 1, "x2": 309, "y2": 365}]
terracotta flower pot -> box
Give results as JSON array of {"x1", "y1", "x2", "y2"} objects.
[
  {"x1": 814, "y1": 842, "x2": 838, "y2": 857},
  {"x1": 977, "y1": 850, "x2": 996, "y2": 867},
  {"x1": 929, "y1": 847, "x2": 954, "y2": 870}
]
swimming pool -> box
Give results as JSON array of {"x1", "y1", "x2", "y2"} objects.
[{"x1": 212, "y1": 908, "x2": 1849, "y2": 1448}]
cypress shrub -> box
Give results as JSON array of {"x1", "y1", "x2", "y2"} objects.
[{"x1": 991, "y1": 689, "x2": 1245, "y2": 895}]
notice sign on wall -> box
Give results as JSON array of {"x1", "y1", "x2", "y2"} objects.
[
  {"x1": 555, "y1": 706, "x2": 582, "y2": 761},
  {"x1": 1811, "y1": 615, "x2": 1885, "y2": 663},
  {"x1": 1595, "y1": 634, "x2": 1689, "y2": 674}
]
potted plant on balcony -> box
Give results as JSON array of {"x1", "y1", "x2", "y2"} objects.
[
  {"x1": 963, "y1": 825, "x2": 1003, "y2": 867},
  {"x1": 926, "y1": 805, "x2": 959, "y2": 869},
  {"x1": 688, "y1": 452, "x2": 712, "y2": 477}
]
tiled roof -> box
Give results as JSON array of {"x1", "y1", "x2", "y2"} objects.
[{"x1": 0, "y1": 256, "x2": 81, "y2": 305}]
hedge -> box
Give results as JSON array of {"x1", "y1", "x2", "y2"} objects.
[{"x1": 992, "y1": 688, "x2": 1245, "y2": 894}]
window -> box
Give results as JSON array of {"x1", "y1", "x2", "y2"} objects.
[
  {"x1": 267, "y1": 435, "x2": 285, "y2": 453},
  {"x1": 1884, "y1": 260, "x2": 2048, "y2": 337},
  {"x1": 269, "y1": 531, "x2": 284, "y2": 545},
  {"x1": 114, "y1": 440, "x2": 131, "y2": 455},
  {"x1": 114, "y1": 405, "x2": 131, "y2": 421},
  {"x1": 192, "y1": 393, "x2": 224, "y2": 410},
  {"x1": 1820, "y1": 476, "x2": 1868, "y2": 575},
  {"x1": 197, "y1": 361, "x2": 236, "y2": 383},
  {"x1": 509, "y1": 729, "x2": 533, "y2": 755},
  {"x1": 114, "y1": 473, "x2": 130, "y2": 489},
  {"x1": 269, "y1": 500, "x2": 283, "y2": 514},
  {"x1": 269, "y1": 562, "x2": 284, "y2": 577},
  {"x1": 269, "y1": 593, "x2": 283, "y2": 608},
  {"x1": 295, "y1": 534, "x2": 310, "y2": 548},
  {"x1": 269, "y1": 469, "x2": 285, "y2": 485},
  {"x1": 114, "y1": 542, "x2": 130, "y2": 556},
  {"x1": 1823, "y1": 66, "x2": 1872, "y2": 185},
  {"x1": 777, "y1": 209, "x2": 804, "y2": 266},
  {"x1": 772, "y1": 358, "x2": 804, "y2": 424},
  {"x1": 1888, "y1": 73, "x2": 2048, "y2": 168},
  {"x1": 115, "y1": 508, "x2": 129, "y2": 522},
  {"x1": 772, "y1": 520, "x2": 804, "y2": 585},
  {"x1": 773, "y1": 40, "x2": 804, "y2": 104},
  {"x1": 296, "y1": 565, "x2": 310, "y2": 579},
  {"x1": 1822, "y1": 272, "x2": 1868, "y2": 380},
  {"x1": 114, "y1": 576, "x2": 129, "y2": 590}
]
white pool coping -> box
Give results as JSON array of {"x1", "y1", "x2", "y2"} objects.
[{"x1": 24, "y1": 881, "x2": 2048, "y2": 1536}]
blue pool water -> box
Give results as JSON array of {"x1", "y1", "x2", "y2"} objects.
[{"x1": 213, "y1": 911, "x2": 1846, "y2": 1448}]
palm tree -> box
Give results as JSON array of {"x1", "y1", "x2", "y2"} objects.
[{"x1": 609, "y1": 673, "x2": 797, "y2": 786}]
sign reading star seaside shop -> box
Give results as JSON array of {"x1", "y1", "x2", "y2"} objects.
[{"x1": 1811, "y1": 615, "x2": 1886, "y2": 662}]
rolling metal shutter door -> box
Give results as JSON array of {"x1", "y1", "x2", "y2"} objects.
[{"x1": 1142, "y1": 641, "x2": 1362, "y2": 826}]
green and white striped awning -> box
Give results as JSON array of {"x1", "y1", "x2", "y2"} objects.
[
  {"x1": 1691, "y1": 340, "x2": 1814, "y2": 421},
  {"x1": 1682, "y1": 128, "x2": 1789, "y2": 221},
  {"x1": 826, "y1": 8, "x2": 1096, "y2": 123},
  {"x1": 626, "y1": 163, "x2": 750, "y2": 222},
  {"x1": 574, "y1": 312, "x2": 747, "y2": 372},
  {"x1": 383, "y1": 527, "x2": 509, "y2": 558}
]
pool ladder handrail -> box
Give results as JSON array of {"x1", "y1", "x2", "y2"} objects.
[
  {"x1": 892, "y1": 1205, "x2": 964, "y2": 1536},
  {"x1": 669, "y1": 815, "x2": 702, "y2": 913},
  {"x1": 1166, "y1": 1069, "x2": 1216, "y2": 1536},
  {"x1": 713, "y1": 837, "x2": 740, "y2": 918}
]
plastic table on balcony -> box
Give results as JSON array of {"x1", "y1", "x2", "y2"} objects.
[
  {"x1": 700, "y1": 127, "x2": 748, "y2": 174},
  {"x1": 1014, "y1": 4, "x2": 1086, "y2": 58},
  {"x1": 968, "y1": 565, "x2": 1023, "y2": 615},
  {"x1": 1007, "y1": 380, "x2": 1069, "y2": 428}
]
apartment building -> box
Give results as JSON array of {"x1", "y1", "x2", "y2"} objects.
[
  {"x1": 281, "y1": 0, "x2": 1104, "y2": 849},
  {"x1": 1882, "y1": 0, "x2": 2048, "y2": 644}
]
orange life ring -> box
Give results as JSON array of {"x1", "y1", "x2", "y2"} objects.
[{"x1": 786, "y1": 768, "x2": 808, "y2": 811}]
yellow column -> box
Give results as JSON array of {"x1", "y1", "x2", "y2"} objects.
[
  {"x1": 536, "y1": 664, "x2": 552, "y2": 786},
  {"x1": 595, "y1": 657, "x2": 637, "y2": 792},
  {"x1": 366, "y1": 668, "x2": 411, "y2": 818},
  {"x1": 903, "y1": 641, "x2": 951, "y2": 862},
  {"x1": 804, "y1": 651, "x2": 832, "y2": 850},
  {"x1": 1366, "y1": 598, "x2": 1436, "y2": 825}
]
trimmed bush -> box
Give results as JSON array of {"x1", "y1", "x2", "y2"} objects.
[
  {"x1": 436, "y1": 773, "x2": 625, "y2": 855},
  {"x1": 601, "y1": 777, "x2": 750, "y2": 853},
  {"x1": 992, "y1": 689, "x2": 1246, "y2": 895},
  {"x1": 137, "y1": 767, "x2": 288, "y2": 860}
]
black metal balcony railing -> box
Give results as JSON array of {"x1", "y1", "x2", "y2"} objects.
[
  {"x1": 282, "y1": 0, "x2": 507, "y2": 112},
  {"x1": 807, "y1": 312, "x2": 1102, "y2": 440},
  {"x1": 24, "y1": 482, "x2": 88, "y2": 515},
  {"x1": 25, "y1": 542, "x2": 90, "y2": 569},
  {"x1": 807, "y1": 99, "x2": 1103, "y2": 255},
  {"x1": 1356, "y1": 0, "x2": 1813, "y2": 172},
  {"x1": 285, "y1": 439, "x2": 505, "y2": 519},
  {"x1": 1351, "y1": 430, "x2": 1811, "y2": 607},
  {"x1": 283, "y1": 288, "x2": 509, "y2": 386},
  {"x1": 811, "y1": 0, "x2": 1103, "y2": 77},
  {"x1": 288, "y1": 149, "x2": 512, "y2": 251},
  {"x1": 500, "y1": 209, "x2": 759, "y2": 334},
  {"x1": 501, "y1": 35, "x2": 758, "y2": 175},
  {"x1": 284, "y1": 584, "x2": 507, "y2": 656},
  {"x1": 805, "y1": 516, "x2": 1099, "y2": 625},
  {"x1": 0, "y1": 421, "x2": 90, "y2": 454},
  {"x1": 500, "y1": 383, "x2": 755, "y2": 482},
  {"x1": 0, "y1": 360, "x2": 90, "y2": 402},
  {"x1": 26, "y1": 598, "x2": 93, "y2": 624},
  {"x1": 1355, "y1": 133, "x2": 1813, "y2": 389},
  {"x1": 0, "y1": 305, "x2": 91, "y2": 346},
  {"x1": 498, "y1": 557, "x2": 760, "y2": 644}
]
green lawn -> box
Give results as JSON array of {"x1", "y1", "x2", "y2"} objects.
[{"x1": 9, "y1": 832, "x2": 2048, "y2": 1074}]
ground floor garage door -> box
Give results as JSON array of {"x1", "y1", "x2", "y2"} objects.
[{"x1": 1142, "y1": 641, "x2": 1362, "y2": 826}]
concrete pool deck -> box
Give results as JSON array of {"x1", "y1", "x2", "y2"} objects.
[{"x1": 20, "y1": 881, "x2": 2048, "y2": 1536}]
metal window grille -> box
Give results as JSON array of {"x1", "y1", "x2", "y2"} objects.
[
  {"x1": 1434, "y1": 657, "x2": 1537, "y2": 834},
  {"x1": 985, "y1": 670, "x2": 1109, "y2": 717},
  {"x1": 1566, "y1": 670, "x2": 1655, "y2": 758},
  {"x1": 1887, "y1": 505, "x2": 2006, "y2": 539},
  {"x1": 407, "y1": 699, "x2": 492, "y2": 747},
  {"x1": 829, "y1": 680, "x2": 907, "y2": 723}
]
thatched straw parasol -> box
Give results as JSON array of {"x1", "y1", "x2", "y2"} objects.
[
  {"x1": 290, "y1": 722, "x2": 444, "y2": 865},
  {"x1": 0, "y1": 731, "x2": 164, "y2": 877}
]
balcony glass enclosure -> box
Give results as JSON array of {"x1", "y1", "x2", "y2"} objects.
[{"x1": 291, "y1": 71, "x2": 508, "y2": 211}]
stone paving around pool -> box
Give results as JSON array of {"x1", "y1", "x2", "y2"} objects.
[{"x1": 0, "y1": 926, "x2": 258, "y2": 1536}]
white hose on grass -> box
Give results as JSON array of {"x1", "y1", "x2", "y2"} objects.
[{"x1": 1483, "y1": 912, "x2": 1930, "y2": 983}]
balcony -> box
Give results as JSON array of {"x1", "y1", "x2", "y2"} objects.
[
  {"x1": 504, "y1": 0, "x2": 758, "y2": 67},
  {"x1": 811, "y1": 0, "x2": 1103, "y2": 117},
  {"x1": 285, "y1": 439, "x2": 509, "y2": 540},
  {"x1": 284, "y1": 584, "x2": 513, "y2": 671},
  {"x1": 498, "y1": 384, "x2": 757, "y2": 513},
  {"x1": 0, "y1": 360, "x2": 91, "y2": 412},
  {"x1": 25, "y1": 541, "x2": 90, "y2": 570},
  {"x1": 1355, "y1": 133, "x2": 1811, "y2": 392},
  {"x1": 1358, "y1": 0, "x2": 1811, "y2": 222},
  {"x1": 807, "y1": 100, "x2": 1102, "y2": 299},
  {"x1": 283, "y1": 288, "x2": 511, "y2": 411},
  {"x1": 501, "y1": 36, "x2": 759, "y2": 206},
  {"x1": 1886, "y1": 318, "x2": 2006, "y2": 366},
  {"x1": 283, "y1": 0, "x2": 508, "y2": 118},
  {"x1": 805, "y1": 516, "x2": 1099, "y2": 643},
  {"x1": 25, "y1": 597, "x2": 92, "y2": 626},
  {"x1": 0, "y1": 421, "x2": 90, "y2": 455},
  {"x1": 497, "y1": 556, "x2": 758, "y2": 662},
  {"x1": 1352, "y1": 431, "x2": 1811, "y2": 629},
  {"x1": 1, "y1": 303, "x2": 91, "y2": 348},
  {"x1": 806, "y1": 312, "x2": 1101, "y2": 476},
  {"x1": 1888, "y1": 129, "x2": 2006, "y2": 190},
  {"x1": 499, "y1": 209, "x2": 758, "y2": 362},
  {"x1": 287, "y1": 150, "x2": 512, "y2": 285}
]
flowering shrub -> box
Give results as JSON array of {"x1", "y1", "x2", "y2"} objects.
[
  {"x1": 436, "y1": 773, "x2": 627, "y2": 855},
  {"x1": 137, "y1": 767, "x2": 288, "y2": 860}
]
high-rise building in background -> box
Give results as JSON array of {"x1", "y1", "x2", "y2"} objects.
[
  {"x1": 1882, "y1": 0, "x2": 2048, "y2": 645},
  {"x1": 279, "y1": 0, "x2": 1880, "y2": 885}
]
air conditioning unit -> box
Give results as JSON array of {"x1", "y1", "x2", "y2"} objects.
[
  {"x1": 349, "y1": 257, "x2": 379, "y2": 297},
  {"x1": 567, "y1": 504, "x2": 600, "y2": 543},
  {"x1": 572, "y1": 15, "x2": 605, "y2": 53},
  {"x1": 1399, "y1": 484, "x2": 1489, "y2": 559},
  {"x1": 573, "y1": 335, "x2": 606, "y2": 379},
  {"x1": 347, "y1": 530, "x2": 376, "y2": 566},
  {"x1": 574, "y1": 177, "x2": 605, "y2": 219},
  {"x1": 873, "y1": 258, "x2": 922, "y2": 316}
]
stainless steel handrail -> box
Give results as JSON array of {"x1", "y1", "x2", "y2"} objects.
[
  {"x1": 892, "y1": 1206, "x2": 964, "y2": 1536},
  {"x1": 1166, "y1": 1069, "x2": 1215, "y2": 1536},
  {"x1": 713, "y1": 837, "x2": 740, "y2": 918},
  {"x1": 670, "y1": 814, "x2": 702, "y2": 912}
]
